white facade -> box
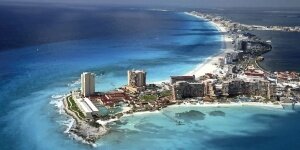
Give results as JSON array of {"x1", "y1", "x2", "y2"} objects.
[
  {"x1": 84, "y1": 98, "x2": 99, "y2": 112},
  {"x1": 74, "y1": 98, "x2": 93, "y2": 118},
  {"x1": 74, "y1": 97, "x2": 100, "y2": 118},
  {"x1": 81, "y1": 72, "x2": 95, "y2": 97}
]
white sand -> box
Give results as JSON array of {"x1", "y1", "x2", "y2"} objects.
[
  {"x1": 169, "y1": 101, "x2": 283, "y2": 109},
  {"x1": 122, "y1": 110, "x2": 160, "y2": 118},
  {"x1": 186, "y1": 12, "x2": 234, "y2": 77},
  {"x1": 119, "y1": 102, "x2": 283, "y2": 119},
  {"x1": 107, "y1": 12, "x2": 284, "y2": 120},
  {"x1": 184, "y1": 12, "x2": 235, "y2": 78},
  {"x1": 96, "y1": 118, "x2": 119, "y2": 126},
  {"x1": 150, "y1": 12, "x2": 234, "y2": 84},
  {"x1": 121, "y1": 106, "x2": 132, "y2": 113}
]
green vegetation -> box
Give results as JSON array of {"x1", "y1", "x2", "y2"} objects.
[
  {"x1": 159, "y1": 90, "x2": 172, "y2": 97},
  {"x1": 67, "y1": 96, "x2": 85, "y2": 119},
  {"x1": 140, "y1": 94, "x2": 157, "y2": 101}
]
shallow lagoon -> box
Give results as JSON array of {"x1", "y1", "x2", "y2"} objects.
[
  {"x1": 0, "y1": 7, "x2": 221, "y2": 150},
  {"x1": 98, "y1": 106, "x2": 299, "y2": 150}
]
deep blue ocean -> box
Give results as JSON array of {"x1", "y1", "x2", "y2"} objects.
[
  {"x1": 0, "y1": 5, "x2": 221, "y2": 150},
  {"x1": 0, "y1": 5, "x2": 300, "y2": 150}
]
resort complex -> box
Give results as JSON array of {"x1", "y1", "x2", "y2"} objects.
[
  {"x1": 62, "y1": 11, "x2": 300, "y2": 145},
  {"x1": 64, "y1": 61, "x2": 300, "y2": 143},
  {"x1": 3, "y1": 1, "x2": 300, "y2": 149}
]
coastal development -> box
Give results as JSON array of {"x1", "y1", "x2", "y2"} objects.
[
  {"x1": 62, "y1": 11, "x2": 300, "y2": 144},
  {"x1": 189, "y1": 11, "x2": 300, "y2": 33}
]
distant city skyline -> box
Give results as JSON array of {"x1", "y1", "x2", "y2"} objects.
[{"x1": 1, "y1": 0, "x2": 300, "y2": 8}]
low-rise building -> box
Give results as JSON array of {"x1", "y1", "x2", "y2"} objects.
[
  {"x1": 245, "y1": 65, "x2": 265, "y2": 77},
  {"x1": 74, "y1": 97, "x2": 100, "y2": 118},
  {"x1": 275, "y1": 71, "x2": 300, "y2": 81},
  {"x1": 101, "y1": 91, "x2": 130, "y2": 106}
]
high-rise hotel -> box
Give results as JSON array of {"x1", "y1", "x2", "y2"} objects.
[
  {"x1": 127, "y1": 70, "x2": 146, "y2": 87},
  {"x1": 81, "y1": 72, "x2": 95, "y2": 97}
]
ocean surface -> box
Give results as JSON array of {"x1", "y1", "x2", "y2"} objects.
[
  {"x1": 0, "y1": 5, "x2": 300, "y2": 150},
  {"x1": 0, "y1": 5, "x2": 221, "y2": 150},
  {"x1": 100, "y1": 106, "x2": 300, "y2": 150},
  {"x1": 203, "y1": 8, "x2": 300, "y2": 72}
]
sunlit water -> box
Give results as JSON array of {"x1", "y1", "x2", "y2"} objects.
[
  {"x1": 0, "y1": 6, "x2": 299, "y2": 150},
  {"x1": 98, "y1": 106, "x2": 299, "y2": 150}
]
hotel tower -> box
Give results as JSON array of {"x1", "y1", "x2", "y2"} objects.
[
  {"x1": 81, "y1": 72, "x2": 95, "y2": 97},
  {"x1": 127, "y1": 70, "x2": 146, "y2": 87}
]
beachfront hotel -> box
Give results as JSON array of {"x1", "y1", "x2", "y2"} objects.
[
  {"x1": 127, "y1": 70, "x2": 146, "y2": 87},
  {"x1": 81, "y1": 72, "x2": 96, "y2": 97},
  {"x1": 172, "y1": 81, "x2": 206, "y2": 100}
]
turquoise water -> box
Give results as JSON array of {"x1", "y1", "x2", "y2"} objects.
[
  {"x1": 1, "y1": 6, "x2": 299, "y2": 150},
  {"x1": 0, "y1": 7, "x2": 222, "y2": 150},
  {"x1": 98, "y1": 106, "x2": 298, "y2": 150}
]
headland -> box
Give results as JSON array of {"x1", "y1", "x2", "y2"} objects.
[{"x1": 61, "y1": 11, "x2": 300, "y2": 145}]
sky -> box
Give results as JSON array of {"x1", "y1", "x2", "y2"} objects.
[{"x1": 1, "y1": 0, "x2": 300, "y2": 8}]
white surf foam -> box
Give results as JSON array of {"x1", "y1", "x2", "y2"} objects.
[
  {"x1": 67, "y1": 79, "x2": 80, "y2": 87},
  {"x1": 49, "y1": 96, "x2": 64, "y2": 114}
]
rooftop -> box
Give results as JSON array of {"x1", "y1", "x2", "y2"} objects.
[{"x1": 84, "y1": 98, "x2": 99, "y2": 112}]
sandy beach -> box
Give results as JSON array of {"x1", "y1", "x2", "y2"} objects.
[
  {"x1": 168, "y1": 101, "x2": 283, "y2": 109},
  {"x1": 184, "y1": 12, "x2": 234, "y2": 78},
  {"x1": 151, "y1": 12, "x2": 234, "y2": 84}
]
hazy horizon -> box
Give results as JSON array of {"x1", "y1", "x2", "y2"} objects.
[{"x1": 1, "y1": 0, "x2": 300, "y2": 9}]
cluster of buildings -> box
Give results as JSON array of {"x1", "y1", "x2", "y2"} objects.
[
  {"x1": 275, "y1": 71, "x2": 300, "y2": 81},
  {"x1": 171, "y1": 74, "x2": 276, "y2": 101},
  {"x1": 190, "y1": 11, "x2": 300, "y2": 33},
  {"x1": 71, "y1": 90, "x2": 100, "y2": 119},
  {"x1": 73, "y1": 67, "x2": 299, "y2": 119},
  {"x1": 252, "y1": 25, "x2": 300, "y2": 32},
  {"x1": 234, "y1": 33, "x2": 272, "y2": 55},
  {"x1": 100, "y1": 92, "x2": 130, "y2": 106},
  {"x1": 70, "y1": 72, "x2": 100, "y2": 119},
  {"x1": 71, "y1": 70, "x2": 148, "y2": 119}
]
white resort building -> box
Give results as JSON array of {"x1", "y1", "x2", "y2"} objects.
[
  {"x1": 74, "y1": 97, "x2": 100, "y2": 118},
  {"x1": 81, "y1": 72, "x2": 95, "y2": 97}
]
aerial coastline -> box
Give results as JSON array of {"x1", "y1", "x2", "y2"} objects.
[
  {"x1": 184, "y1": 12, "x2": 234, "y2": 78},
  {"x1": 60, "y1": 11, "x2": 300, "y2": 145},
  {"x1": 1, "y1": 3, "x2": 300, "y2": 150}
]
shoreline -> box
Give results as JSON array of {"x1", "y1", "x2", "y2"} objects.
[
  {"x1": 168, "y1": 101, "x2": 283, "y2": 109},
  {"x1": 60, "y1": 11, "x2": 291, "y2": 145},
  {"x1": 62, "y1": 96, "x2": 108, "y2": 145},
  {"x1": 152, "y1": 12, "x2": 233, "y2": 84},
  {"x1": 184, "y1": 12, "x2": 234, "y2": 78}
]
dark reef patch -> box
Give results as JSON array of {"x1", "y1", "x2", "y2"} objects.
[
  {"x1": 209, "y1": 111, "x2": 226, "y2": 117},
  {"x1": 175, "y1": 110, "x2": 206, "y2": 122},
  {"x1": 134, "y1": 123, "x2": 163, "y2": 133}
]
